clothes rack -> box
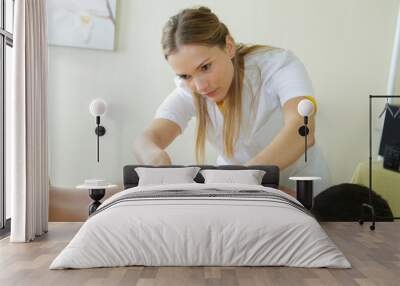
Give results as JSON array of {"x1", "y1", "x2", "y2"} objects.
[{"x1": 359, "y1": 95, "x2": 400, "y2": 230}]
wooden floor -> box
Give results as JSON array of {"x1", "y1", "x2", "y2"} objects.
[{"x1": 0, "y1": 222, "x2": 399, "y2": 286}]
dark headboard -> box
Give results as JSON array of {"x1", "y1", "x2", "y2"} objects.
[{"x1": 123, "y1": 165, "x2": 280, "y2": 189}]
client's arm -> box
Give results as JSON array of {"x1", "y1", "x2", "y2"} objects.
[{"x1": 133, "y1": 118, "x2": 181, "y2": 165}]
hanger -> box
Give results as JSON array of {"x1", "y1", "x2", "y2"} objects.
[
  {"x1": 394, "y1": 105, "x2": 400, "y2": 119},
  {"x1": 378, "y1": 98, "x2": 395, "y2": 118}
]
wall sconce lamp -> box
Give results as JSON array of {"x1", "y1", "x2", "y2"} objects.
[
  {"x1": 297, "y1": 98, "x2": 315, "y2": 162},
  {"x1": 89, "y1": 98, "x2": 107, "y2": 162}
]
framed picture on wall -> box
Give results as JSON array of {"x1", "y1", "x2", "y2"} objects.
[{"x1": 47, "y1": 0, "x2": 117, "y2": 50}]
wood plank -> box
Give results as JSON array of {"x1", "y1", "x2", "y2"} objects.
[{"x1": 0, "y1": 222, "x2": 399, "y2": 286}]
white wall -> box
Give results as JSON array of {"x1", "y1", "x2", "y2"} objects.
[{"x1": 48, "y1": 0, "x2": 400, "y2": 188}]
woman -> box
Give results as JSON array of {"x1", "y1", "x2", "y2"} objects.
[{"x1": 133, "y1": 6, "x2": 330, "y2": 195}]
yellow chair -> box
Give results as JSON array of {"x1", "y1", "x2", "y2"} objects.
[{"x1": 351, "y1": 161, "x2": 400, "y2": 217}]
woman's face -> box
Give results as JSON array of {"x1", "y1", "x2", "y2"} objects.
[{"x1": 167, "y1": 38, "x2": 235, "y2": 103}]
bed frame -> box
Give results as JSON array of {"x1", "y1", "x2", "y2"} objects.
[{"x1": 123, "y1": 165, "x2": 280, "y2": 189}]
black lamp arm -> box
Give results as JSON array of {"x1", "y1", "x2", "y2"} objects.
[
  {"x1": 94, "y1": 116, "x2": 106, "y2": 162},
  {"x1": 298, "y1": 116, "x2": 309, "y2": 162}
]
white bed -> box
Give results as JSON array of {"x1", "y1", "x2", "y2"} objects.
[{"x1": 50, "y1": 183, "x2": 351, "y2": 269}]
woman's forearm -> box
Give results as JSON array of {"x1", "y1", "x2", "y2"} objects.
[
  {"x1": 245, "y1": 125, "x2": 315, "y2": 170},
  {"x1": 133, "y1": 132, "x2": 172, "y2": 165},
  {"x1": 246, "y1": 96, "x2": 316, "y2": 170}
]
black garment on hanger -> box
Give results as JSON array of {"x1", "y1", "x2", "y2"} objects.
[{"x1": 379, "y1": 104, "x2": 400, "y2": 156}]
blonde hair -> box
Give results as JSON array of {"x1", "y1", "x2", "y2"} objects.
[{"x1": 162, "y1": 7, "x2": 273, "y2": 163}]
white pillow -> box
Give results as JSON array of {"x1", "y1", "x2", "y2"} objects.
[
  {"x1": 200, "y1": 169, "x2": 266, "y2": 185},
  {"x1": 135, "y1": 167, "x2": 200, "y2": 186}
]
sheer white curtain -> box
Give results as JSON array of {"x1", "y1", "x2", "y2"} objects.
[{"x1": 8, "y1": 0, "x2": 49, "y2": 242}]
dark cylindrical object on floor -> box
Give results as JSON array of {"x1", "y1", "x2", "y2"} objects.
[{"x1": 296, "y1": 180, "x2": 313, "y2": 210}]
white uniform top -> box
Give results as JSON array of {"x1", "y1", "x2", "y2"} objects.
[{"x1": 155, "y1": 48, "x2": 330, "y2": 196}]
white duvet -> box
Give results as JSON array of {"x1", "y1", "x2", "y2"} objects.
[{"x1": 50, "y1": 183, "x2": 351, "y2": 269}]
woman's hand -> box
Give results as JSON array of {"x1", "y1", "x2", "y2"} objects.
[
  {"x1": 133, "y1": 136, "x2": 172, "y2": 165},
  {"x1": 133, "y1": 119, "x2": 181, "y2": 165},
  {"x1": 147, "y1": 149, "x2": 172, "y2": 165}
]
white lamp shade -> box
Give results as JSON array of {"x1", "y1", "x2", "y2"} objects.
[
  {"x1": 297, "y1": 99, "x2": 315, "y2": 117},
  {"x1": 89, "y1": 98, "x2": 107, "y2": 116}
]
